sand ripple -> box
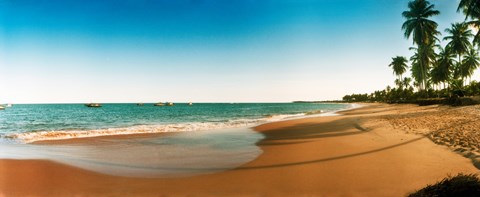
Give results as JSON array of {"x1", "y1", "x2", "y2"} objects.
[{"x1": 383, "y1": 105, "x2": 480, "y2": 168}]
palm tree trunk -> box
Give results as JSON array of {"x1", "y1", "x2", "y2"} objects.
[
  {"x1": 422, "y1": 55, "x2": 428, "y2": 97},
  {"x1": 459, "y1": 55, "x2": 464, "y2": 87}
]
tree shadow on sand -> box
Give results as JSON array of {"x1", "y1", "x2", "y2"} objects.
[
  {"x1": 257, "y1": 116, "x2": 371, "y2": 145},
  {"x1": 235, "y1": 136, "x2": 425, "y2": 171}
]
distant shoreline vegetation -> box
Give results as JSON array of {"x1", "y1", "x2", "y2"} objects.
[
  {"x1": 292, "y1": 101, "x2": 346, "y2": 103},
  {"x1": 343, "y1": 0, "x2": 480, "y2": 106}
]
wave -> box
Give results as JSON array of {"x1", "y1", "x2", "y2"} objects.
[
  {"x1": 263, "y1": 113, "x2": 306, "y2": 121},
  {"x1": 8, "y1": 119, "x2": 266, "y2": 143},
  {"x1": 305, "y1": 110, "x2": 323, "y2": 115},
  {"x1": 8, "y1": 115, "x2": 297, "y2": 143}
]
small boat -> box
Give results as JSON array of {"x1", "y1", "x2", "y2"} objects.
[
  {"x1": 0, "y1": 106, "x2": 4, "y2": 110},
  {"x1": 137, "y1": 103, "x2": 144, "y2": 106},
  {"x1": 154, "y1": 102, "x2": 165, "y2": 106},
  {"x1": 85, "y1": 103, "x2": 102, "y2": 108},
  {"x1": 167, "y1": 102, "x2": 174, "y2": 106},
  {"x1": 188, "y1": 102, "x2": 193, "y2": 106},
  {"x1": 6, "y1": 104, "x2": 12, "y2": 107}
]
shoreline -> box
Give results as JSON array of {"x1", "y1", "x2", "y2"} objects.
[
  {"x1": 1, "y1": 103, "x2": 479, "y2": 196},
  {"x1": 2, "y1": 103, "x2": 354, "y2": 144},
  {"x1": 6, "y1": 103, "x2": 354, "y2": 144}
]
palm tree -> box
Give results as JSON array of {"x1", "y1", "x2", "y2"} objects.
[
  {"x1": 461, "y1": 47, "x2": 480, "y2": 83},
  {"x1": 410, "y1": 54, "x2": 427, "y2": 91},
  {"x1": 388, "y1": 56, "x2": 408, "y2": 82},
  {"x1": 402, "y1": 0, "x2": 440, "y2": 46},
  {"x1": 402, "y1": 0, "x2": 440, "y2": 93},
  {"x1": 458, "y1": 0, "x2": 480, "y2": 19},
  {"x1": 394, "y1": 78, "x2": 403, "y2": 89},
  {"x1": 430, "y1": 66, "x2": 443, "y2": 90},
  {"x1": 435, "y1": 47, "x2": 456, "y2": 89},
  {"x1": 401, "y1": 77, "x2": 413, "y2": 100},
  {"x1": 444, "y1": 22, "x2": 473, "y2": 85},
  {"x1": 410, "y1": 53, "x2": 422, "y2": 90},
  {"x1": 402, "y1": 77, "x2": 412, "y2": 90},
  {"x1": 409, "y1": 42, "x2": 438, "y2": 90},
  {"x1": 458, "y1": 0, "x2": 480, "y2": 45}
]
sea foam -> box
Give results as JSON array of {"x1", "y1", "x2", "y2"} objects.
[
  {"x1": 9, "y1": 113, "x2": 308, "y2": 143},
  {"x1": 9, "y1": 119, "x2": 260, "y2": 143}
]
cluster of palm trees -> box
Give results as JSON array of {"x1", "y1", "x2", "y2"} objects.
[
  {"x1": 396, "y1": 0, "x2": 480, "y2": 93},
  {"x1": 344, "y1": 0, "x2": 480, "y2": 103}
]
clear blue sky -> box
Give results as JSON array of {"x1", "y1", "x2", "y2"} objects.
[{"x1": 0, "y1": 0, "x2": 470, "y2": 103}]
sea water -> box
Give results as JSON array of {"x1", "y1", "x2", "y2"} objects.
[{"x1": 0, "y1": 103, "x2": 352, "y2": 177}]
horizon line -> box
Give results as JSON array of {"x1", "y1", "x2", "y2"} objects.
[{"x1": 1, "y1": 101, "x2": 344, "y2": 105}]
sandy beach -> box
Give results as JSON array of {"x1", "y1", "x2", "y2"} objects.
[{"x1": 1, "y1": 103, "x2": 479, "y2": 196}]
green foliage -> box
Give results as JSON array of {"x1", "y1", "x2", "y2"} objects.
[
  {"x1": 458, "y1": 0, "x2": 480, "y2": 45},
  {"x1": 389, "y1": 56, "x2": 409, "y2": 80},
  {"x1": 402, "y1": 0, "x2": 440, "y2": 46},
  {"x1": 342, "y1": 86, "x2": 417, "y2": 103},
  {"x1": 402, "y1": 0, "x2": 440, "y2": 91},
  {"x1": 465, "y1": 80, "x2": 480, "y2": 96},
  {"x1": 444, "y1": 22, "x2": 474, "y2": 84},
  {"x1": 402, "y1": 0, "x2": 439, "y2": 92},
  {"x1": 444, "y1": 23, "x2": 473, "y2": 58},
  {"x1": 408, "y1": 39, "x2": 439, "y2": 91},
  {"x1": 342, "y1": 93, "x2": 369, "y2": 102},
  {"x1": 343, "y1": 0, "x2": 480, "y2": 103},
  {"x1": 409, "y1": 174, "x2": 480, "y2": 197},
  {"x1": 458, "y1": 0, "x2": 480, "y2": 19},
  {"x1": 342, "y1": 80, "x2": 480, "y2": 103},
  {"x1": 461, "y1": 47, "x2": 480, "y2": 80}
]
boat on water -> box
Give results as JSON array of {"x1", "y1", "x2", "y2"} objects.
[
  {"x1": 85, "y1": 103, "x2": 102, "y2": 108},
  {"x1": 0, "y1": 106, "x2": 4, "y2": 110},
  {"x1": 137, "y1": 103, "x2": 144, "y2": 106},
  {"x1": 154, "y1": 102, "x2": 174, "y2": 106},
  {"x1": 6, "y1": 104, "x2": 12, "y2": 107},
  {"x1": 188, "y1": 102, "x2": 193, "y2": 106},
  {"x1": 154, "y1": 102, "x2": 165, "y2": 106}
]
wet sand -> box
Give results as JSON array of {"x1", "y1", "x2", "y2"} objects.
[{"x1": 1, "y1": 103, "x2": 478, "y2": 196}]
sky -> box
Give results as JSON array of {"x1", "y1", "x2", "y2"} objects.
[{"x1": 0, "y1": 0, "x2": 473, "y2": 103}]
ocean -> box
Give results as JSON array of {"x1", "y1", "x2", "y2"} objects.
[
  {"x1": 0, "y1": 103, "x2": 351, "y2": 143},
  {"x1": 0, "y1": 103, "x2": 353, "y2": 177}
]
